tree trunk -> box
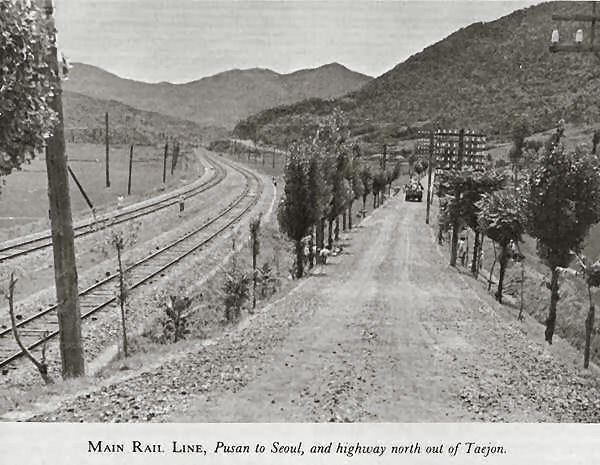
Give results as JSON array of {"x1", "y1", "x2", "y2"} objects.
[
  {"x1": 517, "y1": 243, "x2": 525, "y2": 321},
  {"x1": 373, "y1": 192, "x2": 377, "y2": 209},
  {"x1": 495, "y1": 245, "x2": 509, "y2": 303},
  {"x1": 295, "y1": 240, "x2": 304, "y2": 279},
  {"x1": 328, "y1": 218, "x2": 333, "y2": 249},
  {"x1": 348, "y1": 202, "x2": 353, "y2": 229},
  {"x1": 308, "y1": 228, "x2": 315, "y2": 269},
  {"x1": 584, "y1": 287, "x2": 595, "y2": 369},
  {"x1": 545, "y1": 267, "x2": 560, "y2": 344},
  {"x1": 335, "y1": 216, "x2": 340, "y2": 241},
  {"x1": 342, "y1": 210, "x2": 347, "y2": 231},
  {"x1": 471, "y1": 231, "x2": 480, "y2": 275},
  {"x1": 362, "y1": 195, "x2": 367, "y2": 216},
  {"x1": 449, "y1": 223, "x2": 459, "y2": 267},
  {"x1": 488, "y1": 241, "x2": 497, "y2": 291},
  {"x1": 6, "y1": 274, "x2": 52, "y2": 384},
  {"x1": 317, "y1": 218, "x2": 325, "y2": 250},
  {"x1": 252, "y1": 242, "x2": 257, "y2": 309}
]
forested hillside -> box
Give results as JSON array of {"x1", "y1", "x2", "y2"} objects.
[
  {"x1": 62, "y1": 91, "x2": 225, "y2": 145},
  {"x1": 234, "y1": 1, "x2": 600, "y2": 146}
]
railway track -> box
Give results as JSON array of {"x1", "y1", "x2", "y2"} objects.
[
  {"x1": 0, "y1": 156, "x2": 264, "y2": 369},
  {"x1": 0, "y1": 154, "x2": 227, "y2": 263}
]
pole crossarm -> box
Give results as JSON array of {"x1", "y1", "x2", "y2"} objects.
[
  {"x1": 550, "y1": 44, "x2": 600, "y2": 53},
  {"x1": 551, "y1": 14, "x2": 600, "y2": 22}
]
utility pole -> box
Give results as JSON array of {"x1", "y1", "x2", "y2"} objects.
[
  {"x1": 425, "y1": 133, "x2": 434, "y2": 225},
  {"x1": 104, "y1": 112, "x2": 110, "y2": 188},
  {"x1": 42, "y1": 0, "x2": 85, "y2": 378},
  {"x1": 171, "y1": 140, "x2": 179, "y2": 175},
  {"x1": 550, "y1": 2, "x2": 600, "y2": 57},
  {"x1": 458, "y1": 128, "x2": 465, "y2": 171},
  {"x1": 127, "y1": 144, "x2": 134, "y2": 195},
  {"x1": 162, "y1": 140, "x2": 169, "y2": 184}
]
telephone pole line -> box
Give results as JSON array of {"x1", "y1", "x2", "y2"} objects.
[
  {"x1": 42, "y1": 0, "x2": 85, "y2": 378},
  {"x1": 162, "y1": 140, "x2": 169, "y2": 184},
  {"x1": 127, "y1": 144, "x2": 134, "y2": 195},
  {"x1": 105, "y1": 112, "x2": 110, "y2": 188},
  {"x1": 425, "y1": 133, "x2": 434, "y2": 225},
  {"x1": 550, "y1": 2, "x2": 600, "y2": 58}
]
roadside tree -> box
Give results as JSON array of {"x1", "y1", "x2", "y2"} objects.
[
  {"x1": 508, "y1": 119, "x2": 529, "y2": 182},
  {"x1": 559, "y1": 253, "x2": 600, "y2": 368},
  {"x1": 477, "y1": 189, "x2": 527, "y2": 303},
  {"x1": 277, "y1": 152, "x2": 312, "y2": 278},
  {"x1": 359, "y1": 165, "x2": 373, "y2": 214},
  {"x1": 526, "y1": 145, "x2": 600, "y2": 344},
  {"x1": 100, "y1": 222, "x2": 141, "y2": 358}
]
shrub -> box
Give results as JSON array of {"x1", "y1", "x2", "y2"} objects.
[
  {"x1": 222, "y1": 268, "x2": 251, "y2": 322},
  {"x1": 155, "y1": 295, "x2": 191, "y2": 344}
]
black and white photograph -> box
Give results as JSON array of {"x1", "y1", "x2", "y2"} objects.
[{"x1": 1, "y1": 0, "x2": 600, "y2": 461}]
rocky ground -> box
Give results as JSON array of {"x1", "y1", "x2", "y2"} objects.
[{"x1": 10, "y1": 188, "x2": 600, "y2": 422}]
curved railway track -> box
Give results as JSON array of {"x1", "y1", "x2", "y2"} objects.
[
  {"x1": 0, "y1": 156, "x2": 264, "y2": 369},
  {"x1": 0, "y1": 154, "x2": 227, "y2": 263}
]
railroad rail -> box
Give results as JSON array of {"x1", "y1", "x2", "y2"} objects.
[
  {"x1": 0, "y1": 154, "x2": 227, "y2": 263},
  {"x1": 0, "y1": 156, "x2": 264, "y2": 369}
]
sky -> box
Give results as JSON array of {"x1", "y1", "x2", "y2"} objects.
[{"x1": 54, "y1": 0, "x2": 541, "y2": 84}]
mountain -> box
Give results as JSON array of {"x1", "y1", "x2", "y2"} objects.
[
  {"x1": 62, "y1": 91, "x2": 226, "y2": 146},
  {"x1": 233, "y1": 1, "x2": 600, "y2": 147},
  {"x1": 64, "y1": 63, "x2": 372, "y2": 129}
]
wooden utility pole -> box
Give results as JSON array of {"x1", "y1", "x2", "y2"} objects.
[
  {"x1": 171, "y1": 141, "x2": 179, "y2": 175},
  {"x1": 42, "y1": 0, "x2": 85, "y2": 378},
  {"x1": 127, "y1": 144, "x2": 134, "y2": 195},
  {"x1": 550, "y1": 2, "x2": 600, "y2": 57},
  {"x1": 458, "y1": 128, "x2": 465, "y2": 171},
  {"x1": 425, "y1": 133, "x2": 434, "y2": 225},
  {"x1": 104, "y1": 112, "x2": 110, "y2": 188},
  {"x1": 162, "y1": 141, "x2": 169, "y2": 184}
]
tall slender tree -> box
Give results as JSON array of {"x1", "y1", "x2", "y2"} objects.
[
  {"x1": 359, "y1": 165, "x2": 373, "y2": 214},
  {"x1": 277, "y1": 152, "x2": 311, "y2": 278},
  {"x1": 348, "y1": 162, "x2": 364, "y2": 229},
  {"x1": 526, "y1": 145, "x2": 600, "y2": 344},
  {"x1": 508, "y1": 119, "x2": 529, "y2": 182}
]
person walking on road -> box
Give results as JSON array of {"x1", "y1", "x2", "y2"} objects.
[{"x1": 458, "y1": 236, "x2": 468, "y2": 266}]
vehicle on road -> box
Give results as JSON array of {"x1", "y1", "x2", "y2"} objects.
[{"x1": 404, "y1": 182, "x2": 423, "y2": 202}]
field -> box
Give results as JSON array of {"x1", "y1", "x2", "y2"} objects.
[{"x1": 0, "y1": 143, "x2": 201, "y2": 241}]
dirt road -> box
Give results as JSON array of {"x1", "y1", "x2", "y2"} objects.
[
  {"x1": 26, "y1": 192, "x2": 600, "y2": 422},
  {"x1": 171, "y1": 195, "x2": 600, "y2": 422}
]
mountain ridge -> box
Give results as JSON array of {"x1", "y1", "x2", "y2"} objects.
[
  {"x1": 233, "y1": 1, "x2": 600, "y2": 147},
  {"x1": 64, "y1": 62, "x2": 372, "y2": 129}
]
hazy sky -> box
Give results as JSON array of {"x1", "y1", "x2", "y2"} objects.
[{"x1": 54, "y1": 0, "x2": 540, "y2": 83}]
